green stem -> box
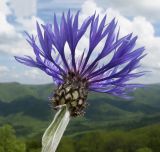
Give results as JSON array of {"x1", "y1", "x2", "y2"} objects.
[{"x1": 42, "y1": 104, "x2": 70, "y2": 152}]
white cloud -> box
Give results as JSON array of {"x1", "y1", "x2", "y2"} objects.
[
  {"x1": 81, "y1": 0, "x2": 103, "y2": 15},
  {"x1": 0, "y1": 0, "x2": 10, "y2": 14},
  {"x1": 0, "y1": 0, "x2": 160, "y2": 84},
  {"x1": 9, "y1": 0, "x2": 37, "y2": 18},
  {"x1": 80, "y1": 0, "x2": 160, "y2": 83},
  {"x1": 0, "y1": 0, "x2": 15, "y2": 35},
  {"x1": 16, "y1": 16, "x2": 43, "y2": 34},
  {"x1": 21, "y1": 68, "x2": 52, "y2": 84},
  {"x1": 38, "y1": 0, "x2": 84, "y2": 10},
  {"x1": 0, "y1": 0, "x2": 43, "y2": 56},
  {"x1": 0, "y1": 64, "x2": 51, "y2": 84},
  {"x1": 102, "y1": 8, "x2": 160, "y2": 70},
  {"x1": 24, "y1": 69, "x2": 41, "y2": 79},
  {"x1": 0, "y1": 65, "x2": 9, "y2": 73},
  {"x1": 0, "y1": 0, "x2": 50, "y2": 84},
  {"x1": 96, "y1": 0, "x2": 160, "y2": 22}
]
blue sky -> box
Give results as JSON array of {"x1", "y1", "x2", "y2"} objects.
[{"x1": 0, "y1": 0, "x2": 160, "y2": 84}]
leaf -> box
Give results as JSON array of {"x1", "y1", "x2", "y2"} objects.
[{"x1": 42, "y1": 104, "x2": 70, "y2": 152}]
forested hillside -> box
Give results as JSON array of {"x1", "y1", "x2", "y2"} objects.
[{"x1": 0, "y1": 82, "x2": 160, "y2": 151}]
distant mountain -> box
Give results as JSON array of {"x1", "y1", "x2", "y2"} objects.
[
  {"x1": 0, "y1": 82, "x2": 160, "y2": 137},
  {"x1": 0, "y1": 82, "x2": 53, "y2": 102}
]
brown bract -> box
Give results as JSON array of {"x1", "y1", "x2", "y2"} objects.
[{"x1": 51, "y1": 71, "x2": 89, "y2": 116}]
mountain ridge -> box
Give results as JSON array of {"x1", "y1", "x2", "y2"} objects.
[{"x1": 0, "y1": 82, "x2": 160, "y2": 137}]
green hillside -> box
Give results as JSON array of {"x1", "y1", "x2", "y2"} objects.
[
  {"x1": 0, "y1": 82, "x2": 160, "y2": 137},
  {"x1": 0, "y1": 82, "x2": 53, "y2": 102},
  {"x1": 1, "y1": 123, "x2": 160, "y2": 152},
  {"x1": 0, "y1": 82, "x2": 160, "y2": 151}
]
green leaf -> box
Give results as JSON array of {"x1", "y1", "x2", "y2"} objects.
[{"x1": 42, "y1": 105, "x2": 70, "y2": 152}]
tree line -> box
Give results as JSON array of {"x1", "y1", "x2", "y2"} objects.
[{"x1": 0, "y1": 124, "x2": 160, "y2": 152}]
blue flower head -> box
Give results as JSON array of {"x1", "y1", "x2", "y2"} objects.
[{"x1": 15, "y1": 11, "x2": 145, "y2": 116}]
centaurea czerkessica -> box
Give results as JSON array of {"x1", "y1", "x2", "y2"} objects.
[{"x1": 15, "y1": 10, "x2": 145, "y2": 152}]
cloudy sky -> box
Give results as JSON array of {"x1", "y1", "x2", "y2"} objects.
[{"x1": 0, "y1": 0, "x2": 160, "y2": 84}]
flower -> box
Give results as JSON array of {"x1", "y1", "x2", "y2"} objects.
[{"x1": 15, "y1": 10, "x2": 145, "y2": 116}]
